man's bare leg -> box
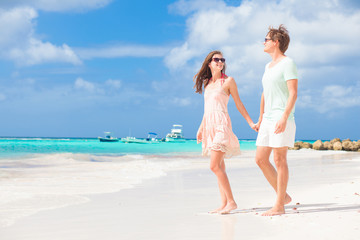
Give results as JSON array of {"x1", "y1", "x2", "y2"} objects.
[
  {"x1": 262, "y1": 147, "x2": 289, "y2": 216},
  {"x1": 255, "y1": 146, "x2": 292, "y2": 206},
  {"x1": 209, "y1": 150, "x2": 237, "y2": 214}
]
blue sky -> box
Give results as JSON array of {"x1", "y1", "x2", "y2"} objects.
[{"x1": 0, "y1": 0, "x2": 359, "y2": 140}]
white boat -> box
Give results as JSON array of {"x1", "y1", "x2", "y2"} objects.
[
  {"x1": 165, "y1": 124, "x2": 185, "y2": 142},
  {"x1": 98, "y1": 132, "x2": 119, "y2": 142},
  {"x1": 146, "y1": 132, "x2": 159, "y2": 142},
  {"x1": 120, "y1": 136, "x2": 148, "y2": 144},
  {"x1": 121, "y1": 132, "x2": 160, "y2": 144}
]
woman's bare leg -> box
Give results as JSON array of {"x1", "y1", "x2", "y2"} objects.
[
  {"x1": 210, "y1": 150, "x2": 237, "y2": 214},
  {"x1": 209, "y1": 159, "x2": 227, "y2": 213}
]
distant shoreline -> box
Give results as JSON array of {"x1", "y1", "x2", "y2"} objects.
[{"x1": 0, "y1": 137, "x2": 333, "y2": 142}]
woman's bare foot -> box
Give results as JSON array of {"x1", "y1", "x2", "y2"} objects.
[
  {"x1": 219, "y1": 201, "x2": 237, "y2": 214},
  {"x1": 209, "y1": 204, "x2": 226, "y2": 214},
  {"x1": 261, "y1": 205, "x2": 285, "y2": 216},
  {"x1": 285, "y1": 194, "x2": 292, "y2": 205}
]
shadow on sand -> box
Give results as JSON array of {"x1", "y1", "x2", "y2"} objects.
[{"x1": 229, "y1": 203, "x2": 360, "y2": 215}]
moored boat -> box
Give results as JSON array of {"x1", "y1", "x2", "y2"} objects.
[
  {"x1": 98, "y1": 132, "x2": 119, "y2": 142},
  {"x1": 120, "y1": 136, "x2": 148, "y2": 144},
  {"x1": 121, "y1": 132, "x2": 160, "y2": 144},
  {"x1": 165, "y1": 124, "x2": 185, "y2": 142}
]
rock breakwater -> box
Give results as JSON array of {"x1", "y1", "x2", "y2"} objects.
[{"x1": 290, "y1": 138, "x2": 360, "y2": 152}]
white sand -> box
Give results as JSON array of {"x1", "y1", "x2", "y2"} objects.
[{"x1": 1, "y1": 149, "x2": 359, "y2": 240}]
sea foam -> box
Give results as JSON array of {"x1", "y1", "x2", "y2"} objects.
[{"x1": 0, "y1": 152, "x2": 191, "y2": 227}]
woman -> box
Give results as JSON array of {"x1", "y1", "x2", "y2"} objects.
[
  {"x1": 255, "y1": 25, "x2": 298, "y2": 216},
  {"x1": 195, "y1": 50, "x2": 256, "y2": 214}
]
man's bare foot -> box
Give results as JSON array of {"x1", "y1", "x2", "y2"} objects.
[
  {"x1": 209, "y1": 204, "x2": 226, "y2": 214},
  {"x1": 285, "y1": 194, "x2": 292, "y2": 205},
  {"x1": 261, "y1": 205, "x2": 285, "y2": 216},
  {"x1": 219, "y1": 201, "x2": 237, "y2": 214}
]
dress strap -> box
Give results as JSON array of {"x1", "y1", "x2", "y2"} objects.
[{"x1": 220, "y1": 73, "x2": 226, "y2": 86}]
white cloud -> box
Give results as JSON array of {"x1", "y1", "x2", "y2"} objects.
[
  {"x1": 168, "y1": 0, "x2": 226, "y2": 16},
  {"x1": 0, "y1": 7, "x2": 81, "y2": 66},
  {"x1": 74, "y1": 78, "x2": 95, "y2": 92},
  {"x1": 165, "y1": 42, "x2": 201, "y2": 70},
  {"x1": 158, "y1": 97, "x2": 192, "y2": 107},
  {"x1": 165, "y1": 0, "x2": 360, "y2": 113},
  {"x1": 166, "y1": 0, "x2": 360, "y2": 70},
  {"x1": 105, "y1": 79, "x2": 122, "y2": 89},
  {"x1": 9, "y1": 39, "x2": 81, "y2": 65},
  {"x1": 173, "y1": 97, "x2": 191, "y2": 106},
  {"x1": 76, "y1": 45, "x2": 171, "y2": 60},
  {"x1": 0, "y1": 0, "x2": 113, "y2": 65},
  {"x1": 297, "y1": 83, "x2": 360, "y2": 113},
  {"x1": 322, "y1": 85, "x2": 360, "y2": 109},
  {"x1": 0, "y1": 0, "x2": 112, "y2": 12},
  {"x1": 0, "y1": 7, "x2": 36, "y2": 48},
  {"x1": 0, "y1": 76, "x2": 152, "y2": 110},
  {"x1": 74, "y1": 78, "x2": 123, "y2": 95}
]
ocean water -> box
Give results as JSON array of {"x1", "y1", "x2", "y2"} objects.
[
  {"x1": 0, "y1": 138, "x2": 257, "y2": 227},
  {"x1": 0, "y1": 138, "x2": 258, "y2": 158}
]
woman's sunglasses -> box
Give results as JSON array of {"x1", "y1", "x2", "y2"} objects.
[{"x1": 212, "y1": 57, "x2": 226, "y2": 63}]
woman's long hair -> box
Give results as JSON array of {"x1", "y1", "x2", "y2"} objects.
[{"x1": 193, "y1": 50, "x2": 226, "y2": 94}]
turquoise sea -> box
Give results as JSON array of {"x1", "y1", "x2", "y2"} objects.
[{"x1": 0, "y1": 138, "x2": 259, "y2": 159}]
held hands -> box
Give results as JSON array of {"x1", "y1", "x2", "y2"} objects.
[
  {"x1": 252, "y1": 118, "x2": 262, "y2": 132},
  {"x1": 249, "y1": 122, "x2": 258, "y2": 132}
]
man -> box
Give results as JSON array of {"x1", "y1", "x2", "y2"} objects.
[{"x1": 255, "y1": 25, "x2": 298, "y2": 216}]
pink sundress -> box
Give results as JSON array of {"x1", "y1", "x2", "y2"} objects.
[{"x1": 201, "y1": 74, "x2": 241, "y2": 158}]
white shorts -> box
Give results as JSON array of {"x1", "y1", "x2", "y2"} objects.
[{"x1": 256, "y1": 119, "x2": 296, "y2": 148}]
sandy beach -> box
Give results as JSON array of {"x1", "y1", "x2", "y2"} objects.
[{"x1": 1, "y1": 149, "x2": 359, "y2": 240}]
